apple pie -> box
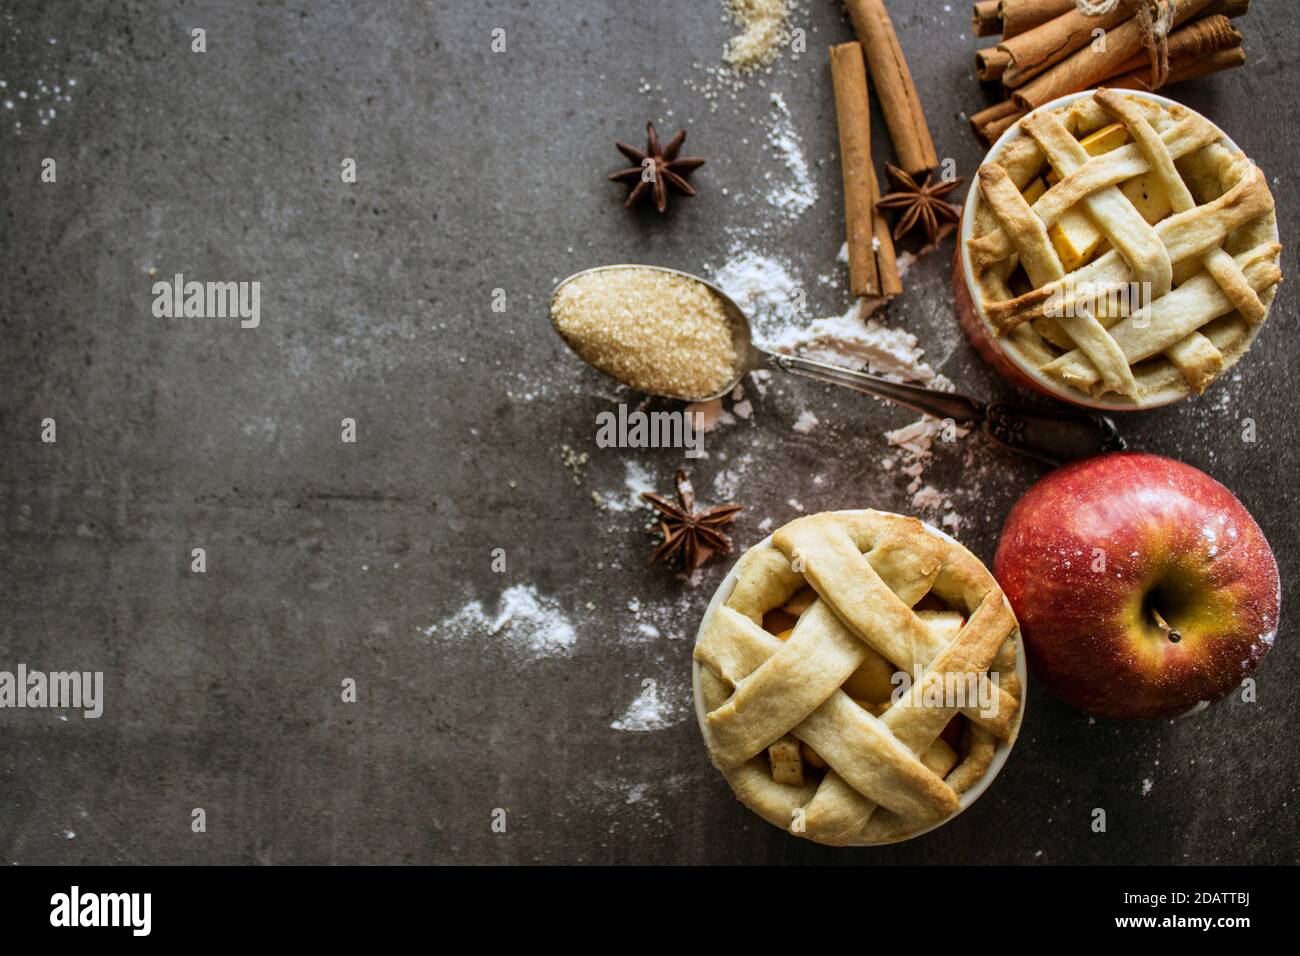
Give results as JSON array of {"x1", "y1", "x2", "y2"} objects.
[
  {"x1": 694, "y1": 511, "x2": 1023, "y2": 846},
  {"x1": 963, "y1": 89, "x2": 1281, "y2": 408}
]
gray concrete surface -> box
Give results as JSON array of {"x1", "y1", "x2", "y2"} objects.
[{"x1": 1, "y1": 0, "x2": 1296, "y2": 864}]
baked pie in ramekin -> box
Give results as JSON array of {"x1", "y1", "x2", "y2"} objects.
[
  {"x1": 693, "y1": 511, "x2": 1024, "y2": 846},
  {"x1": 956, "y1": 89, "x2": 1281, "y2": 410}
]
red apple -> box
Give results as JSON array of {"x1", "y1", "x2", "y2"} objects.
[{"x1": 994, "y1": 452, "x2": 1280, "y2": 719}]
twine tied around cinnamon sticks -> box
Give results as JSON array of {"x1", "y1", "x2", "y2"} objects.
[{"x1": 1076, "y1": 0, "x2": 1177, "y2": 91}]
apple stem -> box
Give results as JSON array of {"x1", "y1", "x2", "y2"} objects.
[{"x1": 1150, "y1": 606, "x2": 1181, "y2": 644}]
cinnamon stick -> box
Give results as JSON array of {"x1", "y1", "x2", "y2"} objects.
[
  {"x1": 983, "y1": 108, "x2": 1027, "y2": 144},
  {"x1": 1199, "y1": 0, "x2": 1251, "y2": 19},
  {"x1": 971, "y1": 98, "x2": 1020, "y2": 129},
  {"x1": 1107, "y1": 45, "x2": 1246, "y2": 92},
  {"x1": 844, "y1": 0, "x2": 939, "y2": 176},
  {"x1": 1012, "y1": 0, "x2": 1215, "y2": 111},
  {"x1": 829, "y1": 42, "x2": 881, "y2": 298},
  {"x1": 999, "y1": 0, "x2": 1078, "y2": 39},
  {"x1": 971, "y1": 14, "x2": 1242, "y2": 147},
  {"x1": 972, "y1": 1, "x2": 1002, "y2": 37},
  {"x1": 969, "y1": 3, "x2": 1250, "y2": 147},
  {"x1": 1000, "y1": 2, "x2": 1134, "y2": 89},
  {"x1": 1002, "y1": 0, "x2": 1250, "y2": 90},
  {"x1": 975, "y1": 45, "x2": 1011, "y2": 83},
  {"x1": 870, "y1": 165, "x2": 903, "y2": 297},
  {"x1": 1104, "y1": 14, "x2": 1242, "y2": 86},
  {"x1": 971, "y1": 99, "x2": 1024, "y2": 146},
  {"x1": 1196, "y1": 0, "x2": 1248, "y2": 19}
]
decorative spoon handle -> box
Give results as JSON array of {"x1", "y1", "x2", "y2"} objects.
[
  {"x1": 762, "y1": 350, "x2": 1125, "y2": 467},
  {"x1": 765, "y1": 351, "x2": 984, "y2": 421},
  {"x1": 981, "y1": 401, "x2": 1126, "y2": 466}
]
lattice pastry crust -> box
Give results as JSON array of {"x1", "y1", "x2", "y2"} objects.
[
  {"x1": 967, "y1": 90, "x2": 1280, "y2": 406},
  {"x1": 695, "y1": 511, "x2": 1022, "y2": 846}
]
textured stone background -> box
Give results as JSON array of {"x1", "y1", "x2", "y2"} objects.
[{"x1": 0, "y1": 0, "x2": 1295, "y2": 864}]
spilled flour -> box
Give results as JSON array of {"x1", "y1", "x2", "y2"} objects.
[
  {"x1": 710, "y1": 248, "x2": 945, "y2": 388},
  {"x1": 710, "y1": 245, "x2": 971, "y2": 518},
  {"x1": 886, "y1": 413, "x2": 970, "y2": 519},
  {"x1": 912, "y1": 485, "x2": 946, "y2": 510},
  {"x1": 711, "y1": 451, "x2": 755, "y2": 498},
  {"x1": 423, "y1": 585, "x2": 576, "y2": 658},
  {"x1": 710, "y1": 247, "x2": 803, "y2": 338},
  {"x1": 611, "y1": 678, "x2": 691, "y2": 732},
  {"x1": 764, "y1": 92, "x2": 817, "y2": 217},
  {"x1": 593, "y1": 459, "x2": 656, "y2": 512},
  {"x1": 621, "y1": 588, "x2": 699, "y2": 644},
  {"x1": 792, "y1": 409, "x2": 819, "y2": 433},
  {"x1": 768, "y1": 302, "x2": 952, "y2": 389}
]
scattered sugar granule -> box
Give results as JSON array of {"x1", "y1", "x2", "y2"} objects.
[
  {"x1": 559, "y1": 444, "x2": 589, "y2": 484},
  {"x1": 422, "y1": 585, "x2": 576, "y2": 659},
  {"x1": 723, "y1": 0, "x2": 789, "y2": 71},
  {"x1": 551, "y1": 267, "x2": 737, "y2": 400}
]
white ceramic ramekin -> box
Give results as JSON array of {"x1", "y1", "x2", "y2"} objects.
[
  {"x1": 954, "y1": 90, "x2": 1271, "y2": 411},
  {"x1": 692, "y1": 510, "x2": 1027, "y2": 845}
]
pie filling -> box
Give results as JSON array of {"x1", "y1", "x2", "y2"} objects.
[{"x1": 759, "y1": 588, "x2": 971, "y2": 788}]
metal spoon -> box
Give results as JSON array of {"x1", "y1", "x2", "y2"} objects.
[{"x1": 551, "y1": 264, "x2": 1125, "y2": 467}]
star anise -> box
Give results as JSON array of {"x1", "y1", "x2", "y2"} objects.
[
  {"x1": 874, "y1": 163, "x2": 964, "y2": 245},
  {"x1": 641, "y1": 468, "x2": 742, "y2": 572},
  {"x1": 609, "y1": 121, "x2": 705, "y2": 214}
]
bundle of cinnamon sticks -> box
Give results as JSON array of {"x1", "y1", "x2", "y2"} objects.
[{"x1": 970, "y1": 0, "x2": 1251, "y2": 146}]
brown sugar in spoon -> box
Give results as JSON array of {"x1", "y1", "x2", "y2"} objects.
[{"x1": 551, "y1": 264, "x2": 1125, "y2": 467}]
